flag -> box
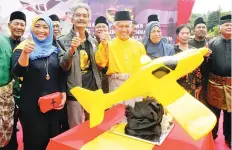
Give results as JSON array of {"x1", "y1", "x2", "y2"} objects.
[{"x1": 177, "y1": 0, "x2": 195, "y2": 26}]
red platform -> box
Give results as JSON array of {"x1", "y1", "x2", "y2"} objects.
[{"x1": 46, "y1": 104, "x2": 215, "y2": 150}]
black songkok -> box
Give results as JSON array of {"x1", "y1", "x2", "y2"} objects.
[
  {"x1": 148, "y1": 14, "x2": 159, "y2": 23},
  {"x1": 10, "y1": 11, "x2": 26, "y2": 23},
  {"x1": 194, "y1": 17, "x2": 206, "y2": 27},
  {"x1": 49, "y1": 14, "x2": 60, "y2": 22},
  {"x1": 95, "y1": 16, "x2": 108, "y2": 26},
  {"x1": 220, "y1": 14, "x2": 231, "y2": 25},
  {"x1": 114, "y1": 11, "x2": 131, "y2": 21}
]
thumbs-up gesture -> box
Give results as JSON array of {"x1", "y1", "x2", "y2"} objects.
[
  {"x1": 204, "y1": 43, "x2": 212, "y2": 57},
  {"x1": 70, "y1": 32, "x2": 82, "y2": 55},
  {"x1": 100, "y1": 31, "x2": 111, "y2": 47},
  {"x1": 23, "y1": 34, "x2": 35, "y2": 54}
]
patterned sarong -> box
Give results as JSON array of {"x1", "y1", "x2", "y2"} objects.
[{"x1": 0, "y1": 80, "x2": 15, "y2": 148}]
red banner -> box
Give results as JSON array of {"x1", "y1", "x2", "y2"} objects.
[{"x1": 177, "y1": 0, "x2": 195, "y2": 26}]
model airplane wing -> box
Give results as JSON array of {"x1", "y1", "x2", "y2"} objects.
[{"x1": 148, "y1": 80, "x2": 216, "y2": 140}]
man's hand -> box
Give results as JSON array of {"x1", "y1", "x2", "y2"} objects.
[
  {"x1": 204, "y1": 49, "x2": 212, "y2": 57},
  {"x1": 205, "y1": 44, "x2": 212, "y2": 57},
  {"x1": 69, "y1": 32, "x2": 81, "y2": 55},
  {"x1": 100, "y1": 32, "x2": 111, "y2": 47}
]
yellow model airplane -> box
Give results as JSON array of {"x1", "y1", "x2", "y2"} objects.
[{"x1": 71, "y1": 48, "x2": 216, "y2": 140}]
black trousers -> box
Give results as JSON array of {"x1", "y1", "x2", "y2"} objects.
[
  {"x1": 19, "y1": 109, "x2": 60, "y2": 150},
  {"x1": 209, "y1": 104, "x2": 231, "y2": 142}
]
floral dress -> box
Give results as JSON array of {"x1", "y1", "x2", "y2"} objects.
[{"x1": 174, "y1": 45, "x2": 205, "y2": 102}]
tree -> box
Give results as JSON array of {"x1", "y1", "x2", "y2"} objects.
[
  {"x1": 208, "y1": 25, "x2": 219, "y2": 37},
  {"x1": 207, "y1": 10, "x2": 220, "y2": 30}
]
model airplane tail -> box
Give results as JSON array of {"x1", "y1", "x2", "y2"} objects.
[
  {"x1": 70, "y1": 48, "x2": 216, "y2": 140},
  {"x1": 70, "y1": 88, "x2": 106, "y2": 128}
]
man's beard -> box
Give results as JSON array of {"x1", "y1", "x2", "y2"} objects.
[{"x1": 196, "y1": 35, "x2": 205, "y2": 41}]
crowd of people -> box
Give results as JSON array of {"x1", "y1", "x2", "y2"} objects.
[{"x1": 0, "y1": 2, "x2": 231, "y2": 150}]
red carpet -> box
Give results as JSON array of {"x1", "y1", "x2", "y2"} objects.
[
  {"x1": 17, "y1": 122, "x2": 23, "y2": 150},
  {"x1": 17, "y1": 112, "x2": 230, "y2": 150}
]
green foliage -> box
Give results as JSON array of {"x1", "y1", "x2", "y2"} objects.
[
  {"x1": 208, "y1": 25, "x2": 219, "y2": 37},
  {"x1": 207, "y1": 10, "x2": 220, "y2": 30}
]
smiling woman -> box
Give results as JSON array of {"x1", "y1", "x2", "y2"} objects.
[
  {"x1": 11, "y1": 15, "x2": 67, "y2": 150},
  {"x1": 32, "y1": 19, "x2": 50, "y2": 41}
]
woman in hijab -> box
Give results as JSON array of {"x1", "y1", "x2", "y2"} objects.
[
  {"x1": 12, "y1": 16, "x2": 66, "y2": 150},
  {"x1": 142, "y1": 21, "x2": 175, "y2": 59}
]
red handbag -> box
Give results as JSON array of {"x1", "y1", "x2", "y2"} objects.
[{"x1": 38, "y1": 92, "x2": 62, "y2": 113}]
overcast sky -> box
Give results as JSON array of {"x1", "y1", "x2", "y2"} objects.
[{"x1": 192, "y1": 0, "x2": 231, "y2": 14}]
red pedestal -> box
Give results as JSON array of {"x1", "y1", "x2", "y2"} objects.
[{"x1": 46, "y1": 104, "x2": 215, "y2": 150}]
